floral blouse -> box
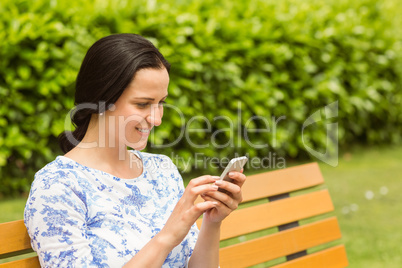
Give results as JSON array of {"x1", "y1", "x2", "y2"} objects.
[{"x1": 24, "y1": 150, "x2": 199, "y2": 267}]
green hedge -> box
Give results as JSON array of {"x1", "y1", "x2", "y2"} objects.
[{"x1": 1, "y1": 0, "x2": 401, "y2": 197}]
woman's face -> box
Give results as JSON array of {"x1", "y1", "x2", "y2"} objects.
[{"x1": 105, "y1": 67, "x2": 169, "y2": 151}]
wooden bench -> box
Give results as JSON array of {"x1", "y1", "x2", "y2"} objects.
[
  {"x1": 197, "y1": 162, "x2": 348, "y2": 267},
  {"x1": 0, "y1": 162, "x2": 348, "y2": 267},
  {"x1": 0, "y1": 220, "x2": 40, "y2": 268}
]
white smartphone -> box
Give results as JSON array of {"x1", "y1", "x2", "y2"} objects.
[{"x1": 219, "y1": 156, "x2": 248, "y2": 182}]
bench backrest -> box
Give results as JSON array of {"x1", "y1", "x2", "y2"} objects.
[
  {"x1": 0, "y1": 220, "x2": 40, "y2": 267},
  {"x1": 196, "y1": 162, "x2": 349, "y2": 267}
]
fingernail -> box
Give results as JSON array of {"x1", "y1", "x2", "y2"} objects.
[
  {"x1": 228, "y1": 172, "x2": 234, "y2": 177},
  {"x1": 214, "y1": 180, "x2": 223, "y2": 186},
  {"x1": 212, "y1": 185, "x2": 219, "y2": 190},
  {"x1": 211, "y1": 176, "x2": 220, "y2": 179},
  {"x1": 212, "y1": 201, "x2": 219, "y2": 205}
]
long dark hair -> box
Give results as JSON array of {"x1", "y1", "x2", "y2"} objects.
[{"x1": 58, "y1": 33, "x2": 170, "y2": 153}]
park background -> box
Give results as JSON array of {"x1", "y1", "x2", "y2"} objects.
[{"x1": 0, "y1": 0, "x2": 401, "y2": 267}]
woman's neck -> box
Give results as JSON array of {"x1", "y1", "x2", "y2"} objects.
[{"x1": 64, "y1": 121, "x2": 143, "y2": 179}]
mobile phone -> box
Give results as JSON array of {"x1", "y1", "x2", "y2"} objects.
[{"x1": 219, "y1": 156, "x2": 248, "y2": 182}]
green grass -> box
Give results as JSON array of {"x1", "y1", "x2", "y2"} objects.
[
  {"x1": 1, "y1": 145, "x2": 401, "y2": 267},
  {"x1": 320, "y1": 145, "x2": 402, "y2": 268},
  {"x1": 0, "y1": 197, "x2": 27, "y2": 223}
]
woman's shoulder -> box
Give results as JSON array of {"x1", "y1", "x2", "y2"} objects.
[
  {"x1": 33, "y1": 156, "x2": 88, "y2": 189},
  {"x1": 35, "y1": 156, "x2": 78, "y2": 176}
]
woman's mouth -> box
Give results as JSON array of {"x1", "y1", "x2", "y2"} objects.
[{"x1": 135, "y1": 127, "x2": 151, "y2": 136}]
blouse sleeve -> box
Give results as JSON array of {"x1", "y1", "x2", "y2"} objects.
[{"x1": 24, "y1": 171, "x2": 98, "y2": 267}]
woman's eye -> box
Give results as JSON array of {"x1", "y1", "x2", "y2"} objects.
[
  {"x1": 136, "y1": 101, "x2": 166, "y2": 108},
  {"x1": 136, "y1": 103, "x2": 149, "y2": 108}
]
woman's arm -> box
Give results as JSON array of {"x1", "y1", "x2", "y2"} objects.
[
  {"x1": 25, "y1": 175, "x2": 103, "y2": 267},
  {"x1": 187, "y1": 220, "x2": 221, "y2": 267},
  {"x1": 121, "y1": 230, "x2": 176, "y2": 267},
  {"x1": 123, "y1": 175, "x2": 220, "y2": 268},
  {"x1": 189, "y1": 170, "x2": 247, "y2": 268}
]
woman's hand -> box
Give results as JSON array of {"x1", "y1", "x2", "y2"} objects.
[
  {"x1": 158, "y1": 175, "x2": 220, "y2": 247},
  {"x1": 125, "y1": 175, "x2": 220, "y2": 267},
  {"x1": 200, "y1": 169, "x2": 246, "y2": 224}
]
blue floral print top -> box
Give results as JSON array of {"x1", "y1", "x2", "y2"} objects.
[{"x1": 24, "y1": 150, "x2": 199, "y2": 267}]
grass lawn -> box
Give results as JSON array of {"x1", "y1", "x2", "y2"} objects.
[
  {"x1": 1, "y1": 144, "x2": 401, "y2": 267},
  {"x1": 0, "y1": 198, "x2": 27, "y2": 223},
  {"x1": 320, "y1": 145, "x2": 402, "y2": 268}
]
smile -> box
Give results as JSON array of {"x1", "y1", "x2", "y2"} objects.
[{"x1": 135, "y1": 128, "x2": 151, "y2": 133}]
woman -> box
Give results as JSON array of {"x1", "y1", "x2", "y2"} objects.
[{"x1": 24, "y1": 33, "x2": 246, "y2": 267}]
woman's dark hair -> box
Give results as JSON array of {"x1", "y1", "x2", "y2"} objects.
[{"x1": 58, "y1": 33, "x2": 170, "y2": 153}]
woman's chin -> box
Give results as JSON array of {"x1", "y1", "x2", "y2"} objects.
[{"x1": 130, "y1": 140, "x2": 148, "y2": 151}]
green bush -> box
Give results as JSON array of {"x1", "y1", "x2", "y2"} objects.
[{"x1": 0, "y1": 0, "x2": 401, "y2": 197}]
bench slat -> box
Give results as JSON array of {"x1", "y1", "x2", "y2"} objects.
[
  {"x1": 219, "y1": 217, "x2": 342, "y2": 267},
  {"x1": 242, "y1": 162, "x2": 324, "y2": 202},
  {"x1": 197, "y1": 189, "x2": 334, "y2": 240},
  {"x1": 195, "y1": 162, "x2": 324, "y2": 204},
  {"x1": 0, "y1": 220, "x2": 31, "y2": 255},
  {"x1": 0, "y1": 256, "x2": 40, "y2": 268},
  {"x1": 0, "y1": 249, "x2": 34, "y2": 260},
  {"x1": 272, "y1": 245, "x2": 348, "y2": 268}
]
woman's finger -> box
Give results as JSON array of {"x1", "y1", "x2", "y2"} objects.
[
  {"x1": 186, "y1": 201, "x2": 218, "y2": 219},
  {"x1": 203, "y1": 192, "x2": 238, "y2": 214},
  {"x1": 187, "y1": 175, "x2": 220, "y2": 187},
  {"x1": 187, "y1": 183, "x2": 219, "y2": 198},
  {"x1": 202, "y1": 189, "x2": 239, "y2": 210},
  {"x1": 215, "y1": 180, "x2": 241, "y2": 197},
  {"x1": 214, "y1": 179, "x2": 243, "y2": 205},
  {"x1": 225, "y1": 172, "x2": 246, "y2": 187},
  {"x1": 183, "y1": 175, "x2": 220, "y2": 202}
]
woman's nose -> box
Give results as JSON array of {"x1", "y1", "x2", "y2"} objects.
[{"x1": 147, "y1": 104, "x2": 162, "y2": 126}]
